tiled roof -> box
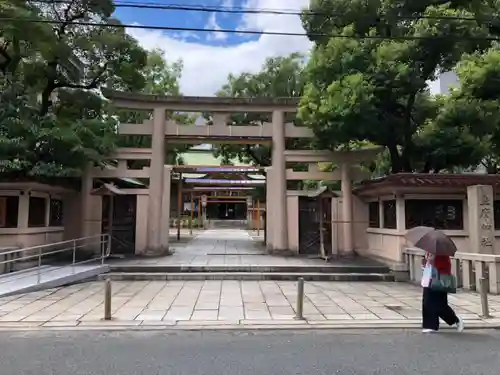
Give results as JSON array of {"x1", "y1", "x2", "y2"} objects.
[{"x1": 355, "y1": 173, "x2": 500, "y2": 192}]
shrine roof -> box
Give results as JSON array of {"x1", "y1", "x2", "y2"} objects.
[{"x1": 354, "y1": 173, "x2": 500, "y2": 196}]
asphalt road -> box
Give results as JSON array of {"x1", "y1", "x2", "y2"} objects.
[{"x1": 1, "y1": 329, "x2": 499, "y2": 375}]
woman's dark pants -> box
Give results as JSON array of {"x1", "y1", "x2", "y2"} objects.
[{"x1": 422, "y1": 287, "x2": 459, "y2": 331}]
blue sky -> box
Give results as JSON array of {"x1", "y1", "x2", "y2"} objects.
[
  {"x1": 114, "y1": 0, "x2": 259, "y2": 46},
  {"x1": 119, "y1": 0, "x2": 311, "y2": 95},
  {"x1": 114, "y1": 0, "x2": 449, "y2": 97}
]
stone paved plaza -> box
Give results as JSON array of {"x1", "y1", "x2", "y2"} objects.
[
  {"x1": 0, "y1": 280, "x2": 499, "y2": 329},
  {"x1": 0, "y1": 229, "x2": 498, "y2": 330},
  {"x1": 119, "y1": 229, "x2": 374, "y2": 267}
]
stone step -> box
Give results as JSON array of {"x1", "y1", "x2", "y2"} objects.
[
  {"x1": 100, "y1": 272, "x2": 395, "y2": 282},
  {"x1": 109, "y1": 265, "x2": 391, "y2": 274}
]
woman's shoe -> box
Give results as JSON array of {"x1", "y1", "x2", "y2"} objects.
[{"x1": 422, "y1": 328, "x2": 437, "y2": 333}]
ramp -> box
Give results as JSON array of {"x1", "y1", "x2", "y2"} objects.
[
  {"x1": 0, "y1": 264, "x2": 109, "y2": 297},
  {"x1": 0, "y1": 234, "x2": 111, "y2": 297}
]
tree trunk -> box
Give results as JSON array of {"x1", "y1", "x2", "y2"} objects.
[
  {"x1": 422, "y1": 160, "x2": 431, "y2": 173},
  {"x1": 387, "y1": 143, "x2": 402, "y2": 173},
  {"x1": 40, "y1": 82, "x2": 55, "y2": 116},
  {"x1": 400, "y1": 147, "x2": 413, "y2": 172},
  {"x1": 486, "y1": 164, "x2": 499, "y2": 174},
  {"x1": 40, "y1": 60, "x2": 58, "y2": 115},
  {"x1": 400, "y1": 93, "x2": 417, "y2": 172}
]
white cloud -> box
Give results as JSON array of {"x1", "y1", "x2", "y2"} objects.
[
  {"x1": 127, "y1": 0, "x2": 312, "y2": 96},
  {"x1": 206, "y1": 13, "x2": 228, "y2": 41}
]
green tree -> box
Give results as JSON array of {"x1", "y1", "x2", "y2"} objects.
[
  {"x1": 117, "y1": 48, "x2": 193, "y2": 165},
  {"x1": 434, "y1": 46, "x2": 500, "y2": 173},
  {"x1": 1, "y1": 0, "x2": 147, "y2": 114},
  {"x1": 0, "y1": 78, "x2": 117, "y2": 179},
  {"x1": 299, "y1": 0, "x2": 496, "y2": 173},
  {"x1": 0, "y1": 0, "x2": 53, "y2": 75},
  {"x1": 0, "y1": 0, "x2": 147, "y2": 178},
  {"x1": 212, "y1": 53, "x2": 307, "y2": 166}
]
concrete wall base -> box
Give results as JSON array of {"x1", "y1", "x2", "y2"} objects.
[
  {"x1": 392, "y1": 270, "x2": 410, "y2": 282},
  {"x1": 267, "y1": 248, "x2": 296, "y2": 257},
  {"x1": 362, "y1": 253, "x2": 409, "y2": 282},
  {"x1": 141, "y1": 246, "x2": 173, "y2": 257}
]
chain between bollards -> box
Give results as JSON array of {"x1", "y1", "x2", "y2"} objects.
[
  {"x1": 294, "y1": 277, "x2": 305, "y2": 320},
  {"x1": 104, "y1": 278, "x2": 112, "y2": 321},
  {"x1": 479, "y1": 277, "x2": 491, "y2": 319}
]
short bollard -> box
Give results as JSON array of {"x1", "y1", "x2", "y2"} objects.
[
  {"x1": 479, "y1": 277, "x2": 491, "y2": 318},
  {"x1": 294, "y1": 277, "x2": 305, "y2": 320},
  {"x1": 104, "y1": 279, "x2": 112, "y2": 321}
]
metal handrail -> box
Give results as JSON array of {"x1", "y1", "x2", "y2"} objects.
[
  {"x1": 0, "y1": 234, "x2": 109, "y2": 257},
  {"x1": 0, "y1": 234, "x2": 111, "y2": 284}
]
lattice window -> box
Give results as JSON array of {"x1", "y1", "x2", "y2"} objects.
[
  {"x1": 368, "y1": 201, "x2": 380, "y2": 228},
  {"x1": 405, "y1": 199, "x2": 463, "y2": 230},
  {"x1": 0, "y1": 196, "x2": 19, "y2": 228},
  {"x1": 383, "y1": 200, "x2": 397, "y2": 229},
  {"x1": 28, "y1": 196, "x2": 47, "y2": 227},
  {"x1": 49, "y1": 199, "x2": 64, "y2": 226}
]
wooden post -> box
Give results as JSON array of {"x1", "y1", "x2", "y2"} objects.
[
  {"x1": 190, "y1": 193, "x2": 193, "y2": 235},
  {"x1": 107, "y1": 195, "x2": 114, "y2": 254},
  {"x1": 257, "y1": 199, "x2": 260, "y2": 236},
  {"x1": 319, "y1": 197, "x2": 326, "y2": 260},
  {"x1": 197, "y1": 197, "x2": 201, "y2": 229},
  {"x1": 177, "y1": 173, "x2": 182, "y2": 241}
]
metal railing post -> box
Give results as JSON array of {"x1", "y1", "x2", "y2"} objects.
[
  {"x1": 104, "y1": 278, "x2": 112, "y2": 320},
  {"x1": 72, "y1": 239, "x2": 76, "y2": 265},
  {"x1": 102, "y1": 234, "x2": 110, "y2": 265},
  {"x1": 37, "y1": 248, "x2": 42, "y2": 283},
  {"x1": 479, "y1": 277, "x2": 491, "y2": 318},
  {"x1": 0, "y1": 234, "x2": 113, "y2": 284},
  {"x1": 294, "y1": 277, "x2": 305, "y2": 320}
]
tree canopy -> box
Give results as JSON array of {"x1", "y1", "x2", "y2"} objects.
[
  {"x1": 299, "y1": 0, "x2": 500, "y2": 173},
  {"x1": 0, "y1": 77, "x2": 117, "y2": 178},
  {"x1": 0, "y1": 0, "x2": 154, "y2": 179},
  {"x1": 434, "y1": 46, "x2": 500, "y2": 173},
  {"x1": 212, "y1": 53, "x2": 307, "y2": 166},
  {"x1": 116, "y1": 48, "x2": 193, "y2": 165}
]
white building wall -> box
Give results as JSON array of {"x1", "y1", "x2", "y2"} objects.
[{"x1": 428, "y1": 71, "x2": 459, "y2": 95}]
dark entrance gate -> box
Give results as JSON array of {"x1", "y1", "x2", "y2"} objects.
[
  {"x1": 101, "y1": 195, "x2": 137, "y2": 255},
  {"x1": 298, "y1": 195, "x2": 332, "y2": 256}
]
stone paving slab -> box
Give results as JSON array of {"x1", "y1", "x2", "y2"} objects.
[
  {"x1": 112, "y1": 229, "x2": 382, "y2": 268},
  {"x1": 0, "y1": 280, "x2": 498, "y2": 330}
]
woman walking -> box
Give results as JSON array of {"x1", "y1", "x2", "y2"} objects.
[{"x1": 421, "y1": 252, "x2": 464, "y2": 333}]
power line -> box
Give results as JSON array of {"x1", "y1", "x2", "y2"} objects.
[
  {"x1": 35, "y1": 0, "x2": 309, "y2": 15},
  {"x1": 2, "y1": 17, "x2": 500, "y2": 41},
  {"x1": 30, "y1": 0, "x2": 499, "y2": 23}
]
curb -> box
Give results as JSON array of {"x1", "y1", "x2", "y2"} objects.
[
  {"x1": 99, "y1": 272, "x2": 395, "y2": 282},
  {"x1": 0, "y1": 319, "x2": 498, "y2": 332}
]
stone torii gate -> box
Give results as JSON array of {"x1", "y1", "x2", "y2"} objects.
[{"x1": 80, "y1": 91, "x2": 380, "y2": 256}]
